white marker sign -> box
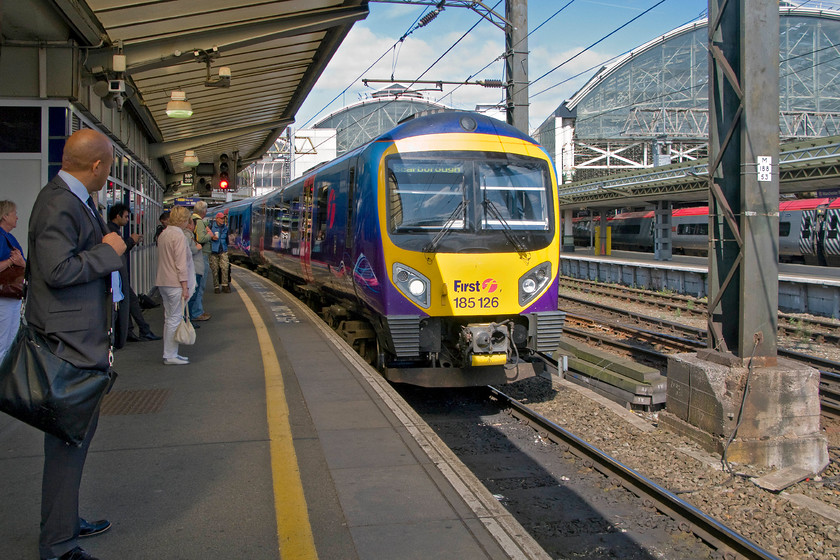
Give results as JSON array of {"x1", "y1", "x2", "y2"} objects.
[{"x1": 757, "y1": 156, "x2": 772, "y2": 182}]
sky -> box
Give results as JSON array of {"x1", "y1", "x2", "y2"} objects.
[{"x1": 293, "y1": 0, "x2": 714, "y2": 134}]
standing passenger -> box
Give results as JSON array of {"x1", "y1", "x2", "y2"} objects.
[
  {"x1": 27, "y1": 128, "x2": 126, "y2": 560},
  {"x1": 153, "y1": 211, "x2": 169, "y2": 245},
  {"x1": 107, "y1": 203, "x2": 160, "y2": 343},
  {"x1": 186, "y1": 216, "x2": 205, "y2": 310},
  {"x1": 156, "y1": 205, "x2": 195, "y2": 365},
  {"x1": 188, "y1": 201, "x2": 212, "y2": 321},
  {"x1": 209, "y1": 212, "x2": 230, "y2": 293},
  {"x1": 0, "y1": 200, "x2": 25, "y2": 362}
]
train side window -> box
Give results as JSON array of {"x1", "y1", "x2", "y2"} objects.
[
  {"x1": 779, "y1": 221, "x2": 791, "y2": 237},
  {"x1": 613, "y1": 224, "x2": 641, "y2": 235}
]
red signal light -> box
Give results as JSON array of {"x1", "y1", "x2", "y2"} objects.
[{"x1": 219, "y1": 176, "x2": 229, "y2": 190}]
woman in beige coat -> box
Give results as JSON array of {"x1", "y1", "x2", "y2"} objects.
[{"x1": 155, "y1": 206, "x2": 195, "y2": 365}]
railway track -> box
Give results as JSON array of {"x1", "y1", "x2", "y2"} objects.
[
  {"x1": 488, "y1": 386, "x2": 780, "y2": 560},
  {"x1": 397, "y1": 383, "x2": 775, "y2": 560},
  {"x1": 559, "y1": 297, "x2": 840, "y2": 416},
  {"x1": 560, "y1": 276, "x2": 840, "y2": 345}
]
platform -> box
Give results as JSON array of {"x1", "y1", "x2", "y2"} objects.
[{"x1": 0, "y1": 267, "x2": 547, "y2": 560}]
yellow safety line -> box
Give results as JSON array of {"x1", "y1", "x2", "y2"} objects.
[{"x1": 232, "y1": 279, "x2": 319, "y2": 560}]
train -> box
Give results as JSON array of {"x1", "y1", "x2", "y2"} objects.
[
  {"x1": 217, "y1": 111, "x2": 565, "y2": 387},
  {"x1": 572, "y1": 197, "x2": 840, "y2": 265}
]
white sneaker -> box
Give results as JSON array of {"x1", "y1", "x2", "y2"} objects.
[{"x1": 163, "y1": 356, "x2": 189, "y2": 365}]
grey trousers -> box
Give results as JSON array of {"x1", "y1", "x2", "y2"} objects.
[{"x1": 39, "y1": 411, "x2": 99, "y2": 559}]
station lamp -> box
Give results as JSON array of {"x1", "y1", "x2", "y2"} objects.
[
  {"x1": 183, "y1": 150, "x2": 199, "y2": 167},
  {"x1": 166, "y1": 91, "x2": 193, "y2": 118}
]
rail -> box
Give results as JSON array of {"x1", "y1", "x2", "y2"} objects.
[{"x1": 488, "y1": 386, "x2": 780, "y2": 560}]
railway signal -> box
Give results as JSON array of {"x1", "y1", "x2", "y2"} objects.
[{"x1": 218, "y1": 153, "x2": 230, "y2": 190}]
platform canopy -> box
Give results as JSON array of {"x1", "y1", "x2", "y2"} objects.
[{"x1": 4, "y1": 0, "x2": 368, "y2": 182}]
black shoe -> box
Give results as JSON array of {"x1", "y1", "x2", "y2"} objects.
[
  {"x1": 79, "y1": 517, "x2": 111, "y2": 538},
  {"x1": 43, "y1": 546, "x2": 100, "y2": 560},
  {"x1": 126, "y1": 332, "x2": 141, "y2": 342},
  {"x1": 191, "y1": 322, "x2": 201, "y2": 329},
  {"x1": 140, "y1": 332, "x2": 162, "y2": 341}
]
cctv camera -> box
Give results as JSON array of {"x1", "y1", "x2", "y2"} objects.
[{"x1": 108, "y1": 80, "x2": 125, "y2": 93}]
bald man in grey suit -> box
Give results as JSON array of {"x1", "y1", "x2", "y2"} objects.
[{"x1": 26, "y1": 129, "x2": 126, "y2": 560}]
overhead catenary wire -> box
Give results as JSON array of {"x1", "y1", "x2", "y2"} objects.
[
  {"x1": 529, "y1": 9, "x2": 708, "y2": 101},
  {"x1": 297, "y1": 6, "x2": 435, "y2": 130},
  {"x1": 290, "y1": 1, "x2": 840, "y2": 175},
  {"x1": 438, "y1": 0, "x2": 579, "y2": 105},
  {"x1": 296, "y1": 0, "x2": 686, "y2": 164},
  {"x1": 523, "y1": 0, "x2": 670, "y2": 93},
  {"x1": 565, "y1": 35, "x2": 840, "y2": 128},
  {"x1": 288, "y1": 1, "x2": 502, "y2": 170}
]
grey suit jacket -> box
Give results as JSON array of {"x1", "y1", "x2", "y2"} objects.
[{"x1": 25, "y1": 176, "x2": 124, "y2": 370}]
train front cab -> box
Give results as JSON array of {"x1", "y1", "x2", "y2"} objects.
[{"x1": 373, "y1": 129, "x2": 564, "y2": 387}]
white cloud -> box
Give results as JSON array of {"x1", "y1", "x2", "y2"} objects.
[{"x1": 297, "y1": 18, "x2": 622, "y2": 135}]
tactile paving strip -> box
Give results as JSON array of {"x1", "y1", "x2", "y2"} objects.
[{"x1": 100, "y1": 389, "x2": 170, "y2": 415}]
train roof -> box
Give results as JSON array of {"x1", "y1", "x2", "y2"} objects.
[
  {"x1": 606, "y1": 198, "x2": 837, "y2": 219},
  {"x1": 611, "y1": 211, "x2": 654, "y2": 219},
  {"x1": 377, "y1": 111, "x2": 537, "y2": 145},
  {"x1": 672, "y1": 206, "x2": 708, "y2": 217},
  {"x1": 779, "y1": 198, "x2": 830, "y2": 210}
]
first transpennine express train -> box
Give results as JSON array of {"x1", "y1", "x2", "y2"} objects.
[
  {"x1": 573, "y1": 198, "x2": 840, "y2": 265},
  {"x1": 217, "y1": 111, "x2": 565, "y2": 387}
]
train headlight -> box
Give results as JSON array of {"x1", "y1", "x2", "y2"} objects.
[
  {"x1": 393, "y1": 263, "x2": 430, "y2": 308},
  {"x1": 522, "y1": 278, "x2": 537, "y2": 294},
  {"x1": 518, "y1": 261, "x2": 552, "y2": 306},
  {"x1": 409, "y1": 279, "x2": 425, "y2": 296}
]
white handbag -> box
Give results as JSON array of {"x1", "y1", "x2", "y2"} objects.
[{"x1": 173, "y1": 299, "x2": 196, "y2": 345}]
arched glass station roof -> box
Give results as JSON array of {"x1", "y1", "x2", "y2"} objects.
[
  {"x1": 314, "y1": 89, "x2": 452, "y2": 155},
  {"x1": 562, "y1": 7, "x2": 840, "y2": 141}
]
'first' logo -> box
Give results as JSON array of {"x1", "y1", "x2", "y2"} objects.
[{"x1": 453, "y1": 279, "x2": 498, "y2": 293}]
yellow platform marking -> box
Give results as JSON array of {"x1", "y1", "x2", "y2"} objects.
[{"x1": 232, "y1": 279, "x2": 318, "y2": 560}]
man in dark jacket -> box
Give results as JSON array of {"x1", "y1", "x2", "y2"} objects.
[
  {"x1": 107, "y1": 203, "x2": 160, "y2": 342},
  {"x1": 26, "y1": 128, "x2": 125, "y2": 560}
]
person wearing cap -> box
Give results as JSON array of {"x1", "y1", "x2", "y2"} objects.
[
  {"x1": 189, "y1": 201, "x2": 212, "y2": 321},
  {"x1": 209, "y1": 211, "x2": 230, "y2": 293}
]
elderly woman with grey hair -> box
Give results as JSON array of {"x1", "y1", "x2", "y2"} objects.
[
  {"x1": 0, "y1": 200, "x2": 25, "y2": 361},
  {"x1": 155, "y1": 205, "x2": 195, "y2": 365}
]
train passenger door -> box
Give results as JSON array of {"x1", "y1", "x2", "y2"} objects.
[
  {"x1": 300, "y1": 175, "x2": 315, "y2": 282},
  {"x1": 800, "y1": 209, "x2": 819, "y2": 260},
  {"x1": 346, "y1": 159, "x2": 357, "y2": 251},
  {"x1": 823, "y1": 208, "x2": 840, "y2": 265}
]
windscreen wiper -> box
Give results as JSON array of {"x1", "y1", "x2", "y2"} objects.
[
  {"x1": 482, "y1": 199, "x2": 528, "y2": 254},
  {"x1": 423, "y1": 199, "x2": 468, "y2": 254}
]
